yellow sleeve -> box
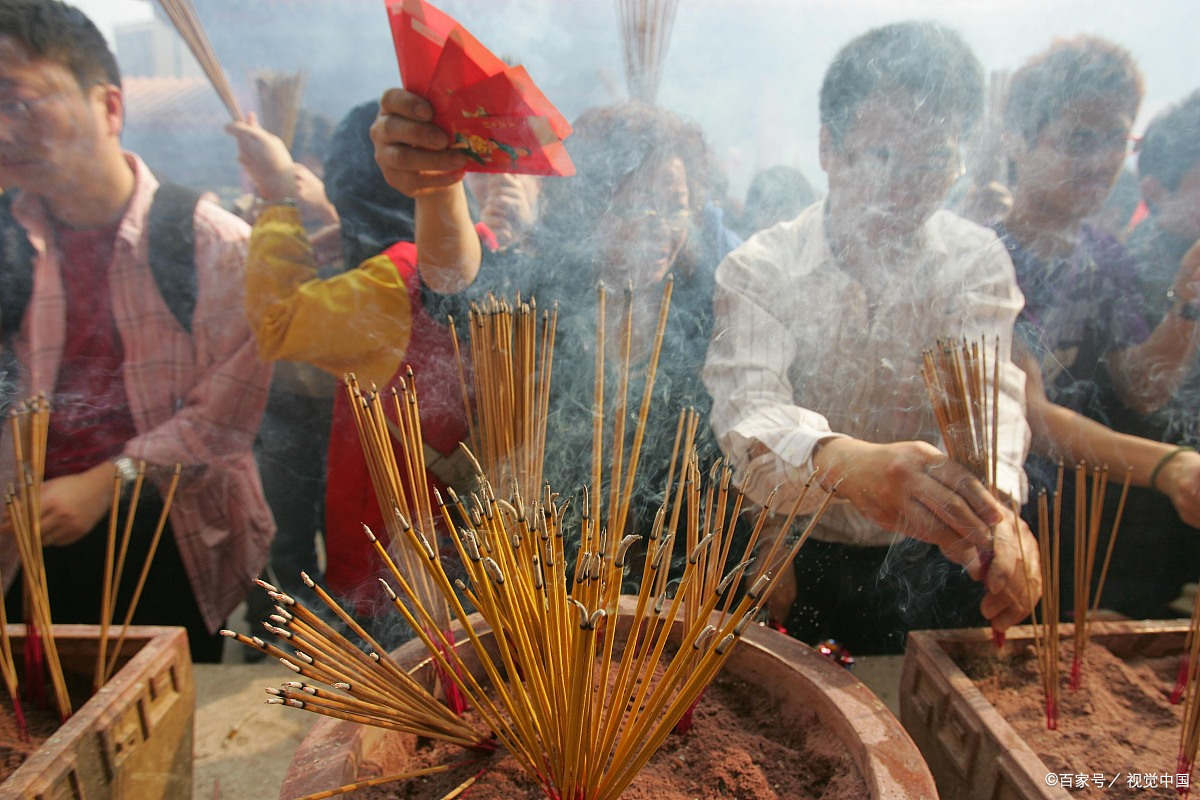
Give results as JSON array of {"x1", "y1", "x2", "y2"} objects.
[{"x1": 245, "y1": 204, "x2": 413, "y2": 386}]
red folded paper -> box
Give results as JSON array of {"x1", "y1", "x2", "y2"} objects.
[{"x1": 385, "y1": 0, "x2": 575, "y2": 177}]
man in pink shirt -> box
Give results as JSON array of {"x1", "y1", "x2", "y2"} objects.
[{"x1": 0, "y1": 0, "x2": 273, "y2": 661}]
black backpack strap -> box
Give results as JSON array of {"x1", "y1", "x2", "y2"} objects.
[
  {"x1": 147, "y1": 182, "x2": 201, "y2": 333},
  {"x1": 0, "y1": 191, "x2": 34, "y2": 415},
  {"x1": 0, "y1": 191, "x2": 35, "y2": 345}
]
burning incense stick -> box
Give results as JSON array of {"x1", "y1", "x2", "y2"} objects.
[
  {"x1": 5, "y1": 397, "x2": 71, "y2": 720},
  {"x1": 1173, "y1": 585, "x2": 1200, "y2": 705},
  {"x1": 617, "y1": 0, "x2": 681, "y2": 105},
  {"x1": 451, "y1": 295, "x2": 556, "y2": 504},
  {"x1": 101, "y1": 464, "x2": 183, "y2": 685},
  {"x1": 155, "y1": 0, "x2": 243, "y2": 120},
  {"x1": 1026, "y1": 489, "x2": 1061, "y2": 730},
  {"x1": 923, "y1": 336, "x2": 1000, "y2": 489},
  {"x1": 342, "y1": 371, "x2": 464, "y2": 709},
  {"x1": 0, "y1": 565, "x2": 25, "y2": 738},
  {"x1": 253, "y1": 69, "x2": 305, "y2": 151},
  {"x1": 1178, "y1": 589, "x2": 1200, "y2": 793},
  {"x1": 4, "y1": 397, "x2": 184, "y2": 710},
  {"x1": 288, "y1": 763, "x2": 477, "y2": 800},
  {"x1": 1068, "y1": 462, "x2": 1131, "y2": 691},
  {"x1": 236, "y1": 286, "x2": 833, "y2": 799},
  {"x1": 923, "y1": 336, "x2": 1005, "y2": 645}
]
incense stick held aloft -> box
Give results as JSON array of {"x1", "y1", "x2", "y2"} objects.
[
  {"x1": 155, "y1": 0, "x2": 243, "y2": 121},
  {"x1": 253, "y1": 69, "x2": 305, "y2": 151}
]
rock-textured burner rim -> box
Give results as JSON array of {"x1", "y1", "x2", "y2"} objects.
[{"x1": 280, "y1": 598, "x2": 935, "y2": 800}]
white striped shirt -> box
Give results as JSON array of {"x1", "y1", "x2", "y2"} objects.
[{"x1": 703, "y1": 202, "x2": 1029, "y2": 546}]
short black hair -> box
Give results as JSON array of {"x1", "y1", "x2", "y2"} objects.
[
  {"x1": 323, "y1": 100, "x2": 415, "y2": 269},
  {"x1": 1004, "y1": 35, "x2": 1142, "y2": 144},
  {"x1": 820, "y1": 21, "x2": 983, "y2": 147},
  {"x1": 1137, "y1": 90, "x2": 1200, "y2": 192},
  {"x1": 0, "y1": 0, "x2": 121, "y2": 90}
]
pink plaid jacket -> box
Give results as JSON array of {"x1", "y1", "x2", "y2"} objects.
[{"x1": 1, "y1": 155, "x2": 275, "y2": 633}]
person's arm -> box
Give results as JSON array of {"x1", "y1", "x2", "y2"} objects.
[
  {"x1": 2, "y1": 459, "x2": 118, "y2": 547},
  {"x1": 947, "y1": 229, "x2": 1040, "y2": 627},
  {"x1": 1018, "y1": 343, "x2": 1200, "y2": 527},
  {"x1": 1107, "y1": 239, "x2": 1200, "y2": 414},
  {"x1": 226, "y1": 114, "x2": 335, "y2": 228},
  {"x1": 244, "y1": 204, "x2": 415, "y2": 388},
  {"x1": 371, "y1": 89, "x2": 480, "y2": 294},
  {"x1": 703, "y1": 233, "x2": 1001, "y2": 560}
]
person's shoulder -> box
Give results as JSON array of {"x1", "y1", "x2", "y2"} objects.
[
  {"x1": 192, "y1": 194, "x2": 251, "y2": 245},
  {"x1": 927, "y1": 208, "x2": 1006, "y2": 254},
  {"x1": 721, "y1": 201, "x2": 824, "y2": 273}
]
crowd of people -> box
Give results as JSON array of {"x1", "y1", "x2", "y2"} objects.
[{"x1": 0, "y1": 0, "x2": 1197, "y2": 662}]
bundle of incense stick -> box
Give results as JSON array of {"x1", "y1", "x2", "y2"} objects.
[
  {"x1": 155, "y1": 0, "x2": 243, "y2": 121},
  {"x1": 342, "y1": 371, "x2": 462, "y2": 711},
  {"x1": 1173, "y1": 586, "x2": 1200, "y2": 705},
  {"x1": 1025, "y1": 488, "x2": 1061, "y2": 730},
  {"x1": 1068, "y1": 462, "x2": 1131, "y2": 690},
  {"x1": 4, "y1": 397, "x2": 71, "y2": 721},
  {"x1": 1023, "y1": 461, "x2": 1131, "y2": 729},
  {"x1": 95, "y1": 462, "x2": 183, "y2": 690},
  {"x1": 232, "y1": 438, "x2": 830, "y2": 800},
  {"x1": 233, "y1": 285, "x2": 836, "y2": 799},
  {"x1": 616, "y1": 0, "x2": 681, "y2": 105},
  {"x1": 922, "y1": 336, "x2": 1004, "y2": 645},
  {"x1": 922, "y1": 336, "x2": 1000, "y2": 490},
  {"x1": 449, "y1": 294, "x2": 556, "y2": 505},
  {"x1": 1176, "y1": 585, "x2": 1200, "y2": 791},
  {"x1": 3, "y1": 397, "x2": 184, "y2": 719},
  {"x1": 253, "y1": 70, "x2": 305, "y2": 151}
]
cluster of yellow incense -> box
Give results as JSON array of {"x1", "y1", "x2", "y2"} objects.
[
  {"x1": 922, "y1": 336, "x2": 1000, "y2": 491},
  {"x1": 1021, "y1": 460, "x2": 1131, "y2": 730},
  {"x1": 233, "y1": 285, "x2": 834, "y2": 800},
  {"x1": 3, "y1": 397, "x2": 69, "y2": 720}
]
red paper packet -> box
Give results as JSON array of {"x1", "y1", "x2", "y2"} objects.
[{"x1": 384, "y1": 0, "x2": 574, "y2": 176}]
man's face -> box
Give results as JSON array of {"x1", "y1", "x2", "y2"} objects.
[
  {"x1": 0, "y1": 35, "x2": 107, "y2": 198},
  {"x1": 823, "y1": 92, "x2": 965, "y2": 246},
  {"x1": 598, "y1": 155, "x2": 691, "y2": 288},
  {"x1": 1151, "y1": 162, "x2": 1200, "y2": 244},
  {"x1": 1011, "y1": 98, "x2": 1135, "y2": 225}
]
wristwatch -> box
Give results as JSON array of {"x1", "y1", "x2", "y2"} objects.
[{"x1": 1166, "y1": 288, "x2": 1200, "y2": 321}]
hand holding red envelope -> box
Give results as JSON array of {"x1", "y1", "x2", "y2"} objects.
[{"x1": 385, "y1": 0, "x2": 575, "y2": 177}]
